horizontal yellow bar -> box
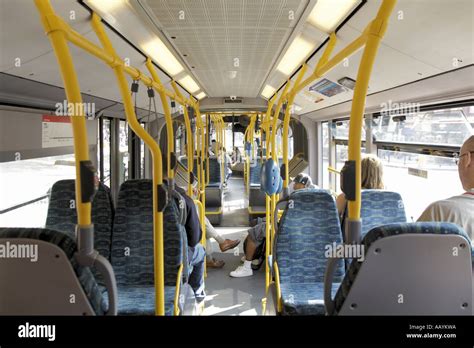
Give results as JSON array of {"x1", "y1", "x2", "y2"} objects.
[
  {"x1": 327, "y1": 166, "x2": 340, "y2": 174},
  {"x1": 42, "y1": 11, "x2": 194, "y2": 106}
]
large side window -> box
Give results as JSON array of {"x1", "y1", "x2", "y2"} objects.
[
  {"x1": 322, "y1": 122, "x2": 329, "y2": 189},
  {"x1": 0, "y1": 154, "x2": 75, "y2": 227},
  {"x1": 334, "y1": 119, "x2": 366, "y2": 192},
  {"x1": 374, "y1": 106, "x2": 473, "y2": 220}
]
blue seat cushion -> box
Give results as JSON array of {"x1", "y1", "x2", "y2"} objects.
[
  {"x1": 281, "y1": 282, "x2": 340, "y2": 315},
  {"x1": 104, "y1": 285, "x2": 176, "y2": 316}
]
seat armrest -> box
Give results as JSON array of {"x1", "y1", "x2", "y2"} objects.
[{"x1": 324, "y1": 257, "x2": 340, "y2": 316}]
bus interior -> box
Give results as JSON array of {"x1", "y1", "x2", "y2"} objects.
[{"x1": 0, "y1": 0, "x2": 473, "y2": 325}]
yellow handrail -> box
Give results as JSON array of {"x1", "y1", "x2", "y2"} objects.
[
  {"x1": 34, "y1": 0, "x2": 209, "y2": 315},
  {"x1": 34, "y1": 0, "x2": 91, "y2": 227},
  {"x1": 90, "y1": 13, "x2": 166, "y2": 315},
  {"x1": 146, "y1": 59, "x2": 175, "y2": 181},
  {"x1": 282, "y1": 64, "x2": 307, "y2": 189},
  {"x1": 262, "y1": 96, "x2": 276, "y2": 292},
  {"x1": 171, "y1": 81, "x2": 194, "y2": 196},
  {"x1": 276, "y1": 0, "x2": 397, "y2": 222},
  {"x1": 265, "y1": 0, "x2": 397, "y2": 310}
]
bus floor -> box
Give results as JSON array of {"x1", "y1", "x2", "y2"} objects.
[{"x1": 202, "y1": 175, "x2": 266, "y2": 315}]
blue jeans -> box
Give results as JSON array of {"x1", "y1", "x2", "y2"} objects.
[{"x1": 188, "y1": 243, "x2": 206, "y2": 302}]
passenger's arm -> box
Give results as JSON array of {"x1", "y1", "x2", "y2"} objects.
[
  {"x1": 335, "y1": 193, "x2": 346, "y2": 217},
  {"x1": 416, "y1": 202, "x2": 439, "y2": 222},
  {"x1": 185, "y1": 198, "x2": 202, "y2": 247}
]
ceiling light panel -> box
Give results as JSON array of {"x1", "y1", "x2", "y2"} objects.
[
  {"x1": 276, "y1": 36, "x2": 315, "y2": 76},
  {"x1": 307, "y1": 0, "x2": 360, "y2": 33},
  {"x1": 142, "y1": 38, "x2": 184, "y2": 76},
  {"x1": 261, "y1": 84, "x2": 276, "y2": 99},
  {"x1": 179, "y1": 75, "x2": 200, "y2": 93},
  {"x1": 195, "y1": 92, "x2": 206, "y2": 100}
]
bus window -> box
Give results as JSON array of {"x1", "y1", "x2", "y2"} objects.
[
  {"x1": 378, "y1": 149, "x2": 460, "y2": 222},
  {"x1": 373, "y1": 107, "x2": 472, "y2": 146},
  {"x1": 322, "y1": 122, "x2": 329, "y2": 189},
  {"x1": 374, "y1": 106, "x2": 473, "y2": 220},
  {"x1": 0, "y1": 154, "x2": 75, "y2": 227},
  {"x1": 334, "y1": 120, "x2": 366, "y2": 192},
  {"x1": 335, "y1": 144, "x2": 366, "y2": 193},
  {"x1": 119, "y1": 120, "x2": 129, "y2": 183},
  {"x1": 98, "y1": 118, "x2": 111, "y2": 187}
]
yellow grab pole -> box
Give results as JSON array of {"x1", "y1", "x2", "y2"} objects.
[
  {"x1": 347, "y1": 0, "x2": 396, "y2": 222},
  {"x1": 282, "y1": 64, "x2": 308, "y2": 189},
  {"x1": 206, "y1": 114, "x2": 210, "y2": 185},
  {"x1": 193, "y1": 105, "x2": 206, "y2": 243},
  {"x1": 270, "y1": 83, "x2": 291, "y2": 161},
  {"x1": 171, "y1": 81, "x2": 194, "y2": 196},
  {"x1": 90, "y1": 13, "x2": 165, "y2": 315},
  {"x1": 262, "y1": 96, "x2": 276, "y2": 292},
  {"x1": 146, "y1": 59, "x2": 175, "y2": 181},
  {"x1": 268, "y1": 83, "x2": 291, "y2": 276},
  {"x1": 34, "y1": 0, "x2": 91, "y2": 226}
]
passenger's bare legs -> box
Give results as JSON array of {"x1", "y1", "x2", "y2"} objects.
[{"x1": 244, "y1": 237, "x2": 257, "y2": 261}]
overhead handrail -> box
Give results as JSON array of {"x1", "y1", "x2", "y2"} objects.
[
  {"x1": 34, "y1": 0, "x2": 206, "y2": 315},
  {"x1": 263, "y1": 0, "x2": 397, "y2": 314},
  {"x1": 146, "y1": 59, "x2": 176, "y2": 187},
  {"x1": 171, "y1": 82, "x2": 194, "y2": 196},
  {"x1": 34, "y1": 0, "x2": 119, "y2": 316},
  {"x1": 90, "y1": 13, "x2": 167, "y2": 315},
  {"x1": 277, "y1": 0, "x2": 397, "y2": 243}
]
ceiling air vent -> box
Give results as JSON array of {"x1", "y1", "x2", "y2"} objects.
[{"x1": 224, "y1": 97, "x2": 243, "y2": 104}]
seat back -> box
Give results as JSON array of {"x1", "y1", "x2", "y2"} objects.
[
  {"x1": 360, "y1": 190, "x2": 407, "y2": 237},
  {"x1": 45, "y1": 179, "x2": 114, "y2": 260},
  {"x1": 207, "y1": 156, "x2": 221, "y2": 186},
  {"x1": 275, "y1": 189, "x2": 344, "y2": 284},
  {"x1": 110, "y1": 180, "x2": 186, "y2": 287},
  {"x1": 341, "y1": 190, "x2": 407, "y2": 241},
  {"x1": 249, "y1": 157, "x2": 263, "y2": 186},
  {"x1": 0, "y1": 228, "x2": 105, "y2": 315},
  {"x1": 334, "y1": 222, "x2": 473, "y2": 315},
  {"x1": 178, "y1": 156, "x2": 198, "y2": 177}
]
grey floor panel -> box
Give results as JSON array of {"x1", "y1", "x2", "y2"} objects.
[
  {"x1": 202, "y1": 252, "x2": 266, "y2": 316},
  {"x1": 221, "y1": 176, "x2": 249, "y2": 227},
  {"x1": 201, "y1": 175, "x2": 266, "y2": 315}
]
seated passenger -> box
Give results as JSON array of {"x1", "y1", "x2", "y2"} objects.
[
  {"x1": 162, "y1": 156, "x2": 206, "y2": 303},
  {"x1": 232, "y1": 147, "x2": 242, "y2": 163},
  {"x1": 223, "y1": 147, "x2": 233, "y2": 184},
  {"x1": 204, "y1": 217, "x2": 240, "y2": 268},
  {"x1": 336, "y1": 155, "x2": 385, "y2": 219},
  {"x1": 189, "y1": 180, "x2": 240, "y2": 268},
  {"x1": 417, "y1": 135, "x2": 474, "y2": 239},
  {"x1": 229, "y1": 173, "x2": 315, "y2": 278}
]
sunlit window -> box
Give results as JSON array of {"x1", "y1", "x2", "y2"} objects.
[
  {"x1": 378, "y1": 149, "x2": 460, "y2": 221},
  {"x1": 0, "y1": 154, "x2": 75, "y2": 227},
  {"x1": 372, "y1": 107, "x2": 473, "y2": 146}
]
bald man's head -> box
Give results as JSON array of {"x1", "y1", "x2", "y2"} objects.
[
  {"x1": 458, "y1": 135, "x2": 474, "y2": 191},
  {"x1": 460, "y1": 135, "x2": 474, "y2": 153}
]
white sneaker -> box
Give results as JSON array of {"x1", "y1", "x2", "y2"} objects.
[{"x1": 230, "y1": 265, "x2": 253, "y2": 278}]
